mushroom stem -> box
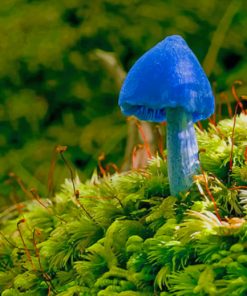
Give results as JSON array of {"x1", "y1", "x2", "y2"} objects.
[{"x1": 166, "y1": 107, "x2": 199, "y2": 196}]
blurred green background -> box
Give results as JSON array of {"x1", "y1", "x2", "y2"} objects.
[{"x1": 0, "y1": 0, "x2": 247, "y2": 209}]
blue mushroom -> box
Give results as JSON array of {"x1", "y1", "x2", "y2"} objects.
[{"x1": 119, "y1": 35, "x2": 215, "y2": 196}]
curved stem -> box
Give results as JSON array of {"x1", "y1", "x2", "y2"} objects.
[
  {"x1": 166, "y1": 107, "x2": 199, "y2": 196},
  {"x1": 202, "y1": 0, "x2": 241, "y2": 76}
]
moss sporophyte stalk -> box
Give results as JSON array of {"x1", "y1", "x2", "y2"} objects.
[{"x1": 1, "y1": 36, "x2": 247, "y2": 296}]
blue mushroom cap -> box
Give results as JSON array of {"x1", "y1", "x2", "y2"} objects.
[{"x1": 119, "y1": 35, "x2": 215, "y2": 122}]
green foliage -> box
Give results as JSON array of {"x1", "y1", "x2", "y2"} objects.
[
  {"x1": 1, "y1": 0, "x2": 247, "y2": 210},
  {"x1": 1, "y1": 115, "x2": 247, "y2": 295}
]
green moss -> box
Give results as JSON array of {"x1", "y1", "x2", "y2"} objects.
[{"x1": 1, "y1": 115, "x2": 247, "y2": 295}]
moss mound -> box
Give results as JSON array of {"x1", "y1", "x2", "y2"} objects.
[{"x1": 1, "y1": 115, "x2": 247, "y2": 296}]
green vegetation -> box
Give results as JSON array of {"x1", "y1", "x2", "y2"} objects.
[
  {"x1": 1, "y1": 0, "x2": 247, "y2": 208},
  {"x1": 1, "y1": 114, "x2": 247, "y2": 295}
]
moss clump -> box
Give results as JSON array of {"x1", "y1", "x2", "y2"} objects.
[{"x1": 1, "y1": 114, "x2": 247, "y2": 295}]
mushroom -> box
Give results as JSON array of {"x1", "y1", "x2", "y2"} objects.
[{"x1": 118, "y1": 35, "x2": 214, "y2": 196}]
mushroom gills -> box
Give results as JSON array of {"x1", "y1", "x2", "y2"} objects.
[
  {"x1": 120, "y1": 103, "x2": 166, "y2": 122},
  {"x1": 166, "y1": 107, "x2": 199, "y2": 196}
]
